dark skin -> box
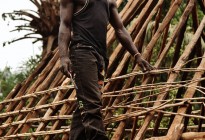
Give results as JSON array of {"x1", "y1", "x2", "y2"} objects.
[{"x1": 58, "y1": 0, "x2": 154, "y2": 77}]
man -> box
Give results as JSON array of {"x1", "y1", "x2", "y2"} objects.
[{"x1": 58, "y1": 0, "x2": 153, "y2": 139}]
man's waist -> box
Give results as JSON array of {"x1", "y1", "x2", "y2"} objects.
[{"x1": 70, "y1": 43, "x2": 95, "y2": 51}]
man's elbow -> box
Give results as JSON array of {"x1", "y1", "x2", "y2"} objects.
[{"x1": 115, "y1": 27, "x2": 126, "y2": 38}]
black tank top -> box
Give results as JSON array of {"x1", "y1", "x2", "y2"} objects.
[{"x1": 71, "y1": 0, "x2": 110, "y2": 65}]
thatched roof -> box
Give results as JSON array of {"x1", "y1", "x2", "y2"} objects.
[{"x1": 0, "y1": 0, "x2": 205, "y2": 139}]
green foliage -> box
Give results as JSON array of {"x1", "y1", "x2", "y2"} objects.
[
  {"x1": 18, "y1": 54, "x2": 41, "y2": 77},
  {"x1": 118, "y1": 0, "x2": 128, "y2": 12},
  {"x1": 0, "y1": 55, "x2": 41, "y2": 101},
  {"x1": 0, "y1": 66, "x2": 24, "y2": 100}
]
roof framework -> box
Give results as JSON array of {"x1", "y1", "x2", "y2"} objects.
[{"x1": 0, "y1": 0, "x2": 205, "y2": 139}]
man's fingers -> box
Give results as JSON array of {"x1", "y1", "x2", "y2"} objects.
[
  {"x1": 141, "y1": 61, "x2": 153, "y2": 72},
  {"x1": 60, "y1": 65, "x2": 65, "y2": 74},
  {"x1": 60, "y1": 65, "x2": 71, "y2": 77},
  {"x1": 145, "y1": 63, "x2": 154, "y2": 71},
  {"x1": 139, "y1": 62, "x2": 146, "y2": 72},
  {"x1": 134, "y1": 59, "x2": 155, "y2": 72}
]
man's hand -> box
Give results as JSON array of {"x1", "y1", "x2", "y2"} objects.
[
  {"x1": 134, "y1": 54, "x2": 154, "y2": 72},
  {"x1": 58, "y1": 0, "x2": 73, "y2": 77},
  {"x1": 60, "y1": 57, "x2": 72, "y2": 77}
]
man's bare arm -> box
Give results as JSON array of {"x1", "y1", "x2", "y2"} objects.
[
  {"x1": 109, "y1": 0, "x2": 139, "y2": 56},
  {"x1": 109, "y1": 0, "x2": 153, "y2": 71},
  {"x1": 58, "y1": 0, "x2": 73, "y2": 76}
]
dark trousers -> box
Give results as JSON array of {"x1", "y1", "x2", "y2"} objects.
[{"x1": 69, "y1": 44, "x2": 109, "y2": 140}]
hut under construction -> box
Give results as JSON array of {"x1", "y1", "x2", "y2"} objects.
[{"x1": 0, "y1": 0, "x2": 205, "y2": 139}]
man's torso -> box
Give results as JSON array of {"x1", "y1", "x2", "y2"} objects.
[{"x1": 70, "y1": 0, "x2": 113, "y2": 65}]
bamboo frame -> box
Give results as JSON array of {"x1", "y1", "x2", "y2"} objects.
[{"x1": 0, "y1": 0, "x2": 205, "y2": 139}]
